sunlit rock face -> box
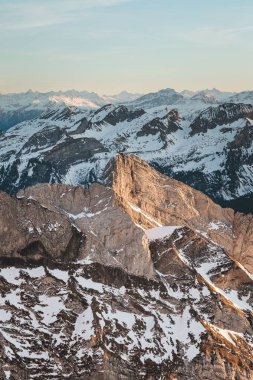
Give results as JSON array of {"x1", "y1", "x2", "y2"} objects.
[
  {"x1": 111, "y1": 154, "x2": 253, "y2": 274},
  {"x1": 0, "y1": 155, "x2": 253, "y2": 379}
]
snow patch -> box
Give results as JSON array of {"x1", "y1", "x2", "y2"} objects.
[{"x1": 146, "y1": 226, "x2": 181, "y2": 240}]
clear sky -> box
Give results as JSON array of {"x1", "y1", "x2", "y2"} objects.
[{"x1": 1, "y1": 0, "x2": 253, "y2": 94}]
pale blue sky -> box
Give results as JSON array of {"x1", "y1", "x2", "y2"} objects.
[{"x1": 1, "y1": 0, "x2": 253, "y2": 94}]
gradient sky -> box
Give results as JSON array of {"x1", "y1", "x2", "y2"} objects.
[{"x1": 1, "y1": 0, "x2": 253, "y2": 94}]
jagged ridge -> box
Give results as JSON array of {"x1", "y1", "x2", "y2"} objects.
[{"x1": 0, "y1": 155, "x2": 252, "y2": 379}]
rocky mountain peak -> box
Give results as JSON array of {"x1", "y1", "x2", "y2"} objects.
[
  {"x1": 0, "y1": 154, "x2": 253, "y2": 378},
  {"x1": 111, "y1": 154, "x2": 253, "y2": 273},
  {"x1": 190, "y1": 103, "x2": 253, "y2": 135}
]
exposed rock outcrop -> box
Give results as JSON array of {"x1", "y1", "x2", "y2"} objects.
[
  {"x1": 0, "y1": 154, "x2": 252, "y2": 379},
  {"x1": 190, "y1": 103, "x2": 253, "y2": 135},
  {"x1": 18, "y1": 183, "x2": 154, "y2": 278},
  {"x1": 232, "y1": 213, "x2": 253, "y2": 273},
  {"x1": 111, "y1": 154, "x2": 253, "y2": 274},
  {"x1": 0, "y1": 191, "x2": 83, "y2": 264},
  {"x1": 112, "y1": 154, "x2": 234, "y2": 250},
  {"x1": 0, "y1": 227, "x2": 252, "y2": 379}
]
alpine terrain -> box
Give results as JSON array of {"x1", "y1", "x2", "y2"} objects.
[
  {"x1": 2, "y1": 0, "x2": 253, "y2": 378},
  {"x1": 0, "y1": 154, "x2": 253, "y2": 379},
  {"x1": 0, "y1": 88, "x2": 253, "y2": 212},
  {"x1": 0, "y1": 90, "x2": 142, "y2": 132},
  {"x1": 0, "y1": 85, "x2": 253, "y2": 379}
]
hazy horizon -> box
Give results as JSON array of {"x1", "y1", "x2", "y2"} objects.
[
  {"x1": 0, "y1": 86, "x2": 244, "y2": 97},
  {"x1": 1, "y1": 0, "x2": 253, "y2": 94}
]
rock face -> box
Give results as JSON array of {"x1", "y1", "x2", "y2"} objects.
[
  {"x1": 111, "y1": 154, "x2": 234, "y2": 248},
  {"x1": 18, "y1": 183, "x2": 154, "y2": 278},
  {"x1": 189, "y1": 103, "x2": 253, "y2": 135},
  {"x1": 232, "y1": 213, "x2": 253, "y2": 273},
  {"x1": 111, "y1": 154, "x2": 253, "y2": 275},
  {"x1": 0, "y1": 191, "x2": 83, "y2": 264},
  {"x1": 0, "y1": 154, "x2": 253, "y2": 379}
]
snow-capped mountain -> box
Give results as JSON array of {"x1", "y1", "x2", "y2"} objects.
[
  {"x1": 0, "y1": 89, "x2": 142, "y2": 131},
  {"x1": 228, "y1": 91, "x2": 253, "y2": 105},
  {"x1": 0, "y1": 155, "x2": 253, "y2": 379},
  {"x1": 192, "y1": 88, "x2": 235, "y2": 101},
  {"x1": 127, "y1": 88, "x2": 184, "y2": 109},
  {"x1": 1, "y1": 87, "x2": 252, "y2": 132},
  {"x1": 0, "y1": 91, "x2": 253, "y2": 212},
  {"x1": 103, "y1": 90, "x2": 143, "y2": 103}
]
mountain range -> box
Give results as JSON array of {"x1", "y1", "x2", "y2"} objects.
[
  {"x1": 0, "y1": 89, "x2": 142, "y2": 132},
  {"x1": 0, "y1": 87, "x2": 252, "y2": 212},
  {"x1": 0, "y1": 154, "x2": 253, "y2": 379},
  {"x1": 0, "y1": 87, "x2": 253, "y2": 379},
  {"x1": 1, "y1": 87, "x2": 252, "y2": 131}
]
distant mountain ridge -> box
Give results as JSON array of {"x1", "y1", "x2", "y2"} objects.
[
  {"x1": 0, "y1": 89, "x2": 142, "y2": 131},
  {"x1": 0, "y1": 87, "x2": 253, "y2": 131},
  {"x1": 0, "y1": 89, "x2": 253, "y2": 212}
]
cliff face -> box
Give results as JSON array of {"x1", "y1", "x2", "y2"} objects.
[
  {"x1": 232, "y1": 213, "x2": 253, "y2": 273},
  {"x1": 18, "y1": 183, "x2": 154, "y2": 278},
  {"x1": 0, "y1": 191, "x2": 83, "y2": 264},
  {"x1": 0, "y1": 154, "x2": 253, "y2": 379},
  {"x1": 112, "y1": 154, "x2": 253, "y2": 274}
]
